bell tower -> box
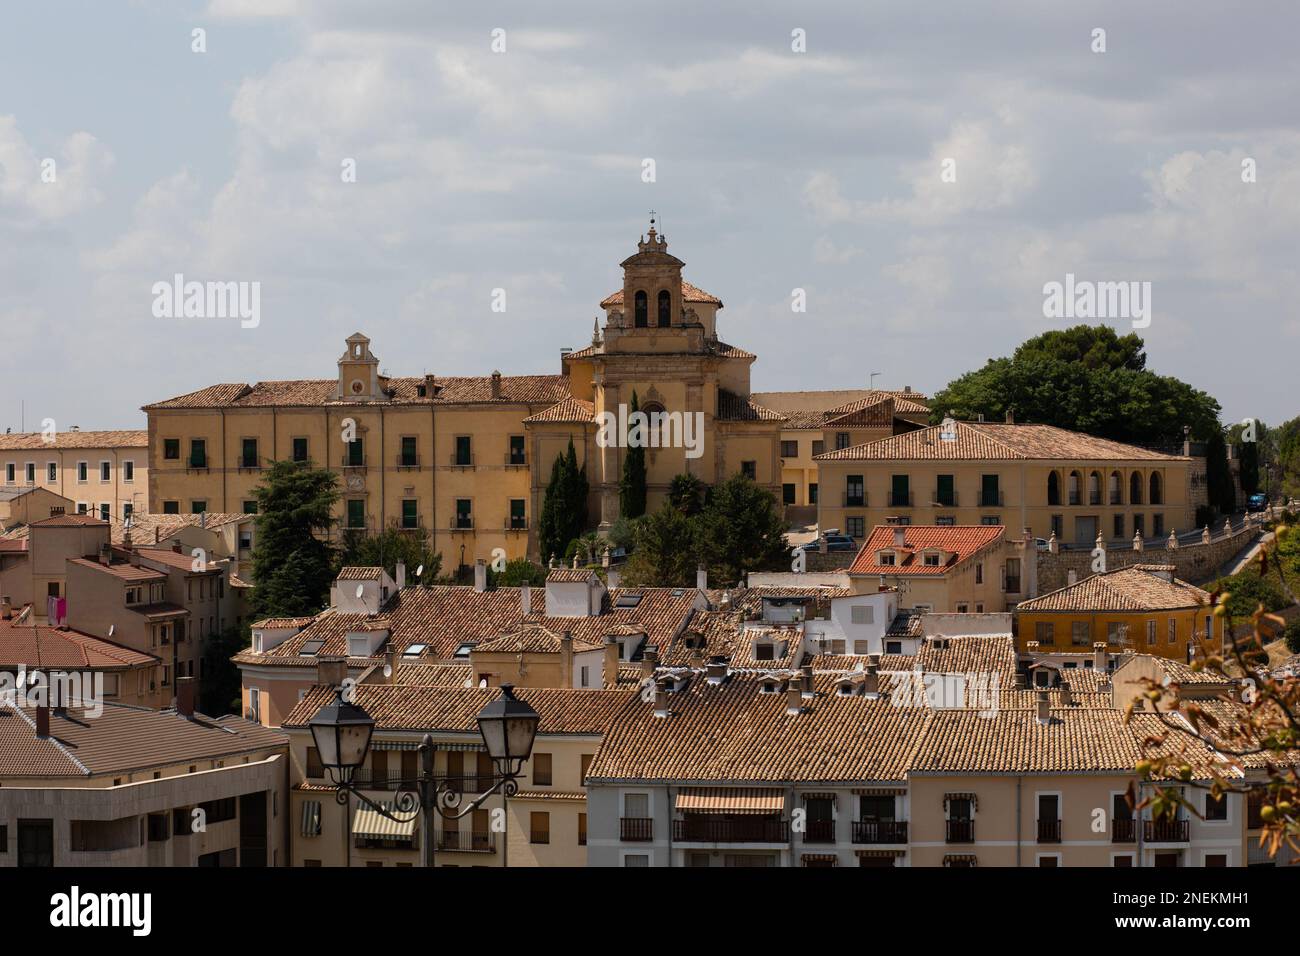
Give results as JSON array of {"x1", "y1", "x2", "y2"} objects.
[
  {"x1": 621, "y1": 216, "x2": 684, "y2": 330},
  {"x1": 337, "y1": 332, "x2": 381, "y2": 400}
]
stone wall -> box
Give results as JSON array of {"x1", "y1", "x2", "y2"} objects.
[{"x1": 1036, "y1": 523, "x2": 1258, "y2": 593}]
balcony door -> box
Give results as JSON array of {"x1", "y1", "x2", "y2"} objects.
[{"x1": 17, "y1": 819, "x2": 53, "y2": 867}]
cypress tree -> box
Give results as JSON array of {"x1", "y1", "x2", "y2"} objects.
[{"x1": 620, "y1": 390, "x2": 647, "y2": 518}]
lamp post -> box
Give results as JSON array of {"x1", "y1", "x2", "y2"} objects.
[{"x1": 310, "y1": 683, "x2": 539, "y2": 868}]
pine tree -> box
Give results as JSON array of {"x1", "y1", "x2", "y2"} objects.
[
  {"x1": 620, "y1": 390, "x2": 647, "y2": 518},
  {"x1": 250, "y1": 461, "x2": 339, "y2": 619},
  {"x1": 1205, "y1": 430, "x2": 1236, "y2": 515}
]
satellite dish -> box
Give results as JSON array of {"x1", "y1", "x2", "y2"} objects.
[
  {"x1": 108, "y1": 624, "x2": 115, "y2": 638},
  {"x1": 415, "y1": 564, "x2": 424, "y2": 579},
  {"x1": 383, "y1": 664, "x2": 392, "y2": 679},
  {"x1": 355, "y1": 584, "x2": 364, "y2": 599},
  {"x1": 478, "y1": 678, "x2": 488, "y2": 689}
]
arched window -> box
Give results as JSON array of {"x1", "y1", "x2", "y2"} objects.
[
  {"x1": 1068, "y1": 470, "x2": 1082, "y2": 506},
  {"x1": 1150, "y1": 472, "x2": 1162, "y2": 505},
  {"x1": 1129, "y1": 471, "x2": 1143, "y2": 505},
  {"x1": 634, "y1": 290, "x2": 648, "y2": 327},
  {"x1": 640, "y1": 401, "x2": 668, "y2": 448},
  {"x1": 657, "y1": 289, "x2": 671, "y2": 327},
  {"x1": 1109, "y1": 471, "x2": 1122, "y2": 505},
  {"x1": 1047, "y1": 472, "x2": 1060, "y2": 506},
  {"x1": 1088, "y1": 471, "x2": 1102, "y2": 506}
]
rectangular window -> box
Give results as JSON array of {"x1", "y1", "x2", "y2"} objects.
[
  {"x1": 292, "y1": 437, "x2": 309, "y2": 462},
  {"x1": 189, "y1": 440, "x2": 206, "y2": 468},
  {"x1": 5, "y1": 463, "x2": 15, "y2": 484},
  {"x1": 1153, "y1": 513, "x2": 1164, "y2": 537},
  {"x1": 532, "y1": 753, "x2": 552, "y2": 787},
  {"x1": 1146, "y1": 620, "x2": 1157, "y2": 646},
  {"x1": 741, "y1": 461, "x2": 756, "y2": 480},
  {"x1": 346, "y1": 439, "x2": 364, "y2": 467},
  {"x1": 77, "y1": 461, "x2": 88, "y2": 482},
  {"x1": 835, "y1": 432, "x2": 850, "y2": 450},
  {"x1": 346, "y1": 500, "x2": 366, "y2": 529},
  {"x1": 1071, "y1": 621, "x2": 1090, "y2": 646},
  {"x1": 1113, "y1": 514, "x2": 1124, "y2": 539},
  {"x1": 1168, "y1": 619, "x2": 1177, "y2": 645},
  {"x1": 980, "y1": 515, "x2": 1000, "y2": 526},
  {"x1": 508, "y1": 435, "x2": 526, "y2": 465},
  {"x1": 509, "y1": 499, "x2": 526, "y2": 530},
  {"x1": 809, "y1": 483, "x2": 818, "y2": 504},
  {"x1": 850, "y1": 605, "x2": 874, "y2": 625},
  {"x1": 123, "y1": 503, "x2": 132, "y2": 521},
  {"x1": 578, "y1": 813, "x2": 587, "y2": 847},
  {"x1": 401, "y1": 499, "x2": 418, "y2": 529},
  {"x1": 190, "y1": 500, "x2": 207, "y2": 515},
  {"x1": 1004, "y1": 558, "x2": 1021, "y2": 594},
  {"x1": 455, "y1": 435, "x2": 472, "y2": 466},
  {"x1": 1051, "y1": 514, "x2": 1063, "y2": 539},
  {"x1": 99, "y1": 503, "x2": 110, "y2": 521},
  {"x1": 1205, "y1": 793, "x2": 1227, "y2": 821},
  {"x1": 845, "y1": 475, "x2": 864, "y2": 507},
  {"x1": 846, "y1": 516, "x2": 865, "y2": 539},
  {"x1": 890, "y1": 474, "x2": 910, "y2": 507},
  {"x1": 782, "y1": 483, "x2": 796, "y2": 505},
  {"x1": 936, "y1": 474, "x2": 955, "y2": 507},
  {"x1": 24, "y1": 463, "x2": 35, "y2": 484},
  {"x1": 123, "y1": 460, "x2": 134, "y2": 482},
  {"x1": 455, "y1": 499, "x2": 472, "y2": 529},
  {"x1": 47, "y1": 462, "x2": 57, "y2": 483},
  {"x1": 529, "y1": 812, "x2": 550, "y2": 845},
  {"x1": 242, "y1": 500, "x2": 257, "y2": 515},
  {"x1": 1035, "y1": 621, "x2": 1055, "y2": 645},
  {"x1": 241, "y1": 438, "x2": 258, "y2": 468},
  {"x1": 400, "y1": 436, "x2": 418, "y2": 467},
  {"x1": 163, "y1": 439, "x2": 180, "y2": 460},
  {"x1": 163, "y1": 501, "x2": 179, "y2": 514},
  {"x1": 1133, "y1": 514, "x2": 1145, "y2": 536},
  {"x1": 811, "y1": 440, "x2": 825, "y2": 457},
  {"x1": 980, "y1": 474, "x2": 1000, "y2": 507},
  {"x1": 100, "y1": 461, "x2": 111, "y2": 482},
  {"x1": 780, "y1": 440, "x2": 798, "y2": 458}
]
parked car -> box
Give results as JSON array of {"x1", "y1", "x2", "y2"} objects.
[
  {"x1": 1246, "y1": 493, "x2": 1269, "y2": 512},
  {"x1": 796, "y1": 533, "x2": 858, "y2": 554}
]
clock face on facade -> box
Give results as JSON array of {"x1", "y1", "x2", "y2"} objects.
[{"x1": 350, "y1": 379, "x2": 365, "y2": 395}]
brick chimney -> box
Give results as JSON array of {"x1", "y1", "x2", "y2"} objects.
[
  {"x1": 35, "y1": 704, "x2": 50, "y2": 738},
  {"x1": 640, "y1": 646, "x2": 657, "y2": 681},
  {"x1": 176, "y1": 677, "x2": 196, "y2": 718},
  {"x1": 864, "y1": 656, "x2": 880, "y2": 698},
  {"x1": 385, "y1": 645, "x2": 399, "y2": 684},
  {"x1": 785, "y1": 682, "x2": 804, "y2": 716},
  {"x1": 1093, "y1": 642, "x2": 1109, "y2": 672},
  {"x1": 317, "y1": 656, "x2": 348, "y2": 688},
  {"x1": 395, "y1": 561, "x2": 406, "y2": 590},
  {"x1": 696, "y1": 563, "x2": 708, "y2": 591},
  {"x1": 1036, "y1": 689, "x2": 1051, "y2": 724},
  {"x1": 800, "y1": 663, "x2": 814, "y2": 697},
  {"x1": 1005, "y1": 406, "x2": 1015, "y2": 424},
  {"x1": 490, "y1": 370, "x2": 502, "y2": 400},
  {"x1": 603, "y1": 635, "x2": 620, "y2": 689},
  {"x1": 473, "y1": 559, "x2": 487, "y2": 593},
  {"x1": 1059, "y1": 680, "x2": 1073, "y2": 707},
  {"x1": 520, "y1": 584, "x2": 531, "y2": 617},
  {"x1": 559, "y1": 630, "x2": 573, "y2": 690}
]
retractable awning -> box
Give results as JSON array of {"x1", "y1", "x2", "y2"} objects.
[
  {"x1": 675, "y1": 787, "x2": 785, "y2": 815},
  {"x1": 352, "y1": 806, "x2": 416, "y2": 840}
]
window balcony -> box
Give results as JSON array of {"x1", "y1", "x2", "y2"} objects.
[
  {"x1": 842, "y1": 492, "x2": 866, "y2": 507},
  {"x1": 505, "y1": 518, "x2": 529, "y2": 532},
  {"x1": 396, "y1": 454, "x2": 420, "y2": 469},
  {"x1": 934, "y1": 491, "x2": 958, "y2": 507},
  {"x1": 620, "y1": 817, "x2": 654, "y2": 842},
  {"x1": 802, "y1": 820, "x2": 836, "y2": 844},
  {"x1": 1037, "y1": 818, "x2": 1061, "y2": 843},
  {"x1": 852, "y1": 820, "x2": 908, "y2": 844},
  {"x1": 945, "y1": 819, "x2": 974, "y2": 843},
  {"x1": 340, "y1": 456, "x2": 367, "y2": 470},
  {"x1": 888, "y1": 491, "x2": 913, "y2": 508},
  {"x1": 672, "y1": 817, "x2": 789, "y2": 843},
  {"x1": 1144, "y1": 819, "x2": 1189, "y2": 843},
  {"x1": 449, "y1": 454, "x2": 475, "y2": 468},
  {"x1": 504, "y1": 454, "x2": 528, "y2": 468},
  {"x1": 450, "y1": 518, "x2": 475, "y2": 533},
  {"x1": 1112, "y1": 818, "x2": 1135, "y2": 843},
  {"x1": 438, "y1": 830, "x2": 495, "y2": 852},
  {"x1": 980, "y1": 490, "x2": 1004, "y2": 507}
]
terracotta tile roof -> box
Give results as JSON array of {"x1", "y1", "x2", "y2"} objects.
[
  {"x1": 511, "y1": 789, "x2": 586, "y2": 801},
  {"x1": 0, "y1": 430, "x2": 147, "y2": 450},
  {"x1": 848, "y1": 525, "x2": 1006, "y2": 576},
  {"x1": 912, "y1": 635, "x2": 1019, "y2": 685},
  {"x1": 1015, "y1": 566, "x2": 1211, "y2": 613},
  {"x1": 587, "y1": 673, "x2": 931, "y2": 783},
  {"x1": 599, "y1": 280, "x2": 722, "y2": 308},
  {"x1": 822, "y1": 396, "x2": 899, "y2": 429},
  {"x1": 336, "y1": 566, "x2": 384, "y2": 581},
  {"x1": 474, "y1": 625, "x2": 601, "y2": 655},
  {"x1": 563, "y1": 339, "x2": 754, "y2": 362},
  {"x1": 766, "y1": 391, "x2": 931, "y2": 430},
  {"x1": 251, "y1": 616, "x2": 317, "y2": 629},
  {"x1": 815, "y1": 421, "x2": 1191, "y2": 462},
  {"x1": 394, "y1": 663, "x2": 474, "y2": 686},
  {"x1": 67, "y1": 557, "x2": 167, "y2": 582},
  {"x1": 717, "y1": 390, "x2": 786, "y2": 423},
  {"x1": 522, "y1": 397, "x2": 595, "y2": 424},
  {"x1": 112, "y1": 512, "x2": 252, "y2": 546},
  {"x1": 134, "y1": 547, "x2": 220, "y2": 572},
  {"x1": 887, "y1": 609, "x2": 926, "y2": 638},
  {"x1": 145, "y1": 375, "x2": 570, "y2": 410},
  {"x1": 661, "y1": 609, "x2": 803, "y2": 668},
  {"x1": 0, "y1": 539, "x2": 28, "y2": 553},
  {"x1": 0, "y1": 622, "x2": 157, "y2": 669},
  {"x1": 284, "y1": 683, "x2": 633, "y2": 735},
  {"x1": 30, "y1": 514, "x2": 108, "y2": 528},
  {"x1": 0, "y1": 702, "x2": 286, "y2": 778},
  {"x1": 546, "y1": 569, "x2": 597, "y2": 584}
]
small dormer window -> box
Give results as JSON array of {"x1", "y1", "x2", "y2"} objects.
[
  {"x1": 923, "y1": 552, "x2": 940, "y2": 567},
  {"x1": 754, "y1": 643, "x2": 774, "y2": 661},
  {"x1": 878, "y1": 552, "x2": 896, "y2": 566},
  {"x1": 837, "y1": 682, "x2": 855, "y2": 697},
  {"x1": 760, "y1": 680, "x2": 780, "y2": 694}
]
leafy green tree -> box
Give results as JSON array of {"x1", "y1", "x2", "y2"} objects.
[
  {"x1": 337, "y1": 524, "x2": 441, "y2": 585},
  {"x1": 489, "y1": 557, "x2": 547, "y2": 588},
  {"x1": 620, "y1": 502, "x2": 702, "y2": 588},
  {"x1": 202, "y1": 622, "x2": 249, "y2": 717},
  {"x1": 1240, "y1": 438, "x2": 1261, "y2": 495},
  {"x1": 1205, "y1": 430, "x2": 1236, "y2": 515},
  {"x1": 1212, "y1": 569, "x2": 1288, "y2": 619},
  {"x1": 620, "y1": 390, "x2": 647, "y2": 518},
  {"x1": 250, "y1": 461, "x2": 339, "y2": 619},
  {"x1": 668, "y1": 472, "x2": 706, "y2": 516},
  {"x1": 695, "y1": 475, "x2": 790, "y2": 585},
  {"x1": 931, "y1": 325, "x2": 1222, "y2": 444}
]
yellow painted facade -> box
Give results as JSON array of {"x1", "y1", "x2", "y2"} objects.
[{"x1": 1017, "y1": 605, "x2": 1223, "y2": 662}]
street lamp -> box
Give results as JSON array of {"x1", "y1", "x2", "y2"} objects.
[{"x1": 310, "y1": 683, "x2": 539, "y2": 867}]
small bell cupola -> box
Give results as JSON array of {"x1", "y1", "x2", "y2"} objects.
[
  {"x1": 620, "y1": 215, "x2": 685, "y2": 331},
  {"x1": 337, "y1": 332, "x2": 380, "y2": 400}
]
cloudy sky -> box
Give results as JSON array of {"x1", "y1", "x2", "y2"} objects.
[{"x1": 2, "y1": 0, "x2": 1296, "y2": 432}]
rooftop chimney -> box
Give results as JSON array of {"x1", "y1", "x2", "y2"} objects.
[
  {"x1": 1036, "y1": 690, "x2": 1051, "y2": 725},
  {"x1": 696, "y1": 563, "x2": 707, "y2": 591},
  {"x1": 559, "y1": 631, "x2": 573, "y2": 690},
  {"x1": 785, "y1": 682, "x2": 804, "y2": 716},
  {"x1": 892, "y1": 527, "x2": 906, "y2": 548},
  {"x1": 1093, "y1": 642, "x2": 1109, "y2": 672},
  {"x1": 641, "y1": 646, "x2": 658, "y2": 681},
  {"x1": 1005, "y1": 406, "x2": 1015, "y2": 424},
  {"x1": 385, "y1": 645, "x2": 399, "y2": 684},
  {"x1": 395, "y1": 561, "x2": 406, "y2": 590},
  {"x1": 800, "y1": 663, "x2": 814, "y2": 697},
  {"x1": 35, "y1": 704, "x2": 50, "y2": 738},
  {"x1": 864, "y1": 656, "x2": 880, "y2": 698},
  {"x1": 317, "y1": 656, "x2": 348, "y2": 688},
  {"x1": 705, "y1": 656, "x2": 729, "y2": 685},
  {"x1": 652, "y1": 683, "x2": 670, "y2": 719},
  {"x1": 473, "y1": 558, "x2": 487, "y2": 593},
  {"x1": 520, "y1": 583, "x2": 532, "y2": 617},
  {"x1": 1, "y1": 601, "x2": 10, "y2": 621},
  {"x1": 603, "y1": 635, "x2": 620, "y2": 690},
  {"x1": 490, "y1": 370, "x2": 502, "y2": 399},
  {"x1": 176, "y1": 677, "x2": 196, "y2": 718},
  {"x1": 1059, "y1": 681, "x2": 1073, "y2": 707},
  {"x1": 98, "y1": 543, "x2": 112, "y2": 566}
]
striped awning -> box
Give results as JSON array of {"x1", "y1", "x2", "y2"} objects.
[
  {"x1": 853, "y1": 787, "x2": 907, "y2": 796},
  {"x1": 943, "y1": 792, "x2": 978, "y2": 811},
  {"x1": 675, "y1": 787, "x2": 784, "y2": 815},
  {"x1": 855, "y1": 849, "x2": 905, "y2": 858},
  {"x1": 943, "y1": 854, "x2": 978, "y2": 867},
  {"x1": 352, "y1": 805, "x2": 416, "y2": 840},
  {"x1": 299, "y1": 800, "x2": 321, "y2": 837},
  {"x1": 801, "y1": 854, "x2": 838, "y2": 867},
  {"x1": 801, "y1": 792, "x2": 838, "y2": 803}
]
